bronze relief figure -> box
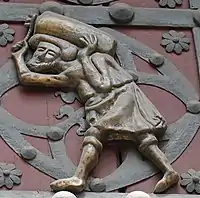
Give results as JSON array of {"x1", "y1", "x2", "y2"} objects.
[{"x1": 11, "y1": 12, "x2": 179, "y2": 194}]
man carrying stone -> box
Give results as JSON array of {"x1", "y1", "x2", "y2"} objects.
[{"x1": 11, "y1": 12, "x2": 179, "y2": 194}]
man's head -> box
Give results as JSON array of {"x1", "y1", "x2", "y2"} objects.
[
  {"x1": 27, "y1": 34, "x2": 78, "y2": 73},
  {"x1": 27, "y1": 41, "x2": 61, "y2": 73}
]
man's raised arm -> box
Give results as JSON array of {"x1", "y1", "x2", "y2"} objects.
[{"x1": 12, "y1": 41, "x2": 69, "y2": 88}]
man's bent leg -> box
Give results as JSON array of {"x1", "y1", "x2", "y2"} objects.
[
  {"x1": 50, "y1": 127, "x2": 103, "y2": 193},
  {"x1": 137, "y1": 134, "x2": 179, "y2": 193}
]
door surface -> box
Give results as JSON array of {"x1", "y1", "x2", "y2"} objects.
[{"x1": 0, "y1": 0, "x2": 199, "y2": 196}]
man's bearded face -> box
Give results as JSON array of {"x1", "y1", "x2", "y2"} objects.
[{"x1": 27, "y1": 42, "x2": 61, "y2": 73}]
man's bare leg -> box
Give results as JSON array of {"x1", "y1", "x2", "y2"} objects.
[
  {"x1": 50, "y1": 127, "x2": 103, "y2": 193},
  {"x1": 137, "y1": 134, "x2": 179, "y2": 193}
]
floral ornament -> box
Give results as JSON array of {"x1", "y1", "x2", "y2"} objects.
[
  {"x1": 161, "y1": 30, "x2": 190, "y2": 55},
  {"x1": 180, "y1": 169, "x2": 200, "y2": 194},
  {"x1": 0, "y1": 24, "x2": 15, "y2": 47},
  {"x1": 0, "y1": 163, "x2": 22, "y2": 189},
  {"x1": 156, "y1": 0, "x2": 183, "y2": 8}
]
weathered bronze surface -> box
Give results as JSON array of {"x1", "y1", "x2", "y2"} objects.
[{"x1": 11, "y1": 12, "x2": 180, "y2": 194}]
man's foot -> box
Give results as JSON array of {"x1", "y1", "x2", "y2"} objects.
[
  {"x1": 153, "y1": 171, "x2": 179, "y2": 193},
  {"x1": 50, "y1": 176, "x2": 86, "y2": 193}
]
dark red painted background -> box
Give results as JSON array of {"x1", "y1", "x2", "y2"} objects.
[{"x1": 0, "y1": 0, "x2": 199, "y2": 194}]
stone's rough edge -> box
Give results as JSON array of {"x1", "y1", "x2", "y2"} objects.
[
  {"x1": 0, "y1": 2, "x2": 196, "y2": 27},
  {"x1": 0, "y1": 191, "x2": 200, "y2": 198},
  {"x1": 189, "y1": 0, "x2": 200, "y2": 9}
]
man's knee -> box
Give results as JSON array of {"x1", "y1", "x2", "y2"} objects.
[
  {"x1": 83, "y1": 136, "x2": 103, "y2": 153},
  {"x1": 137, "y1": 134, "x2": 158, "y2": 153},
  {"x1": 84, "y1": 127, "x2": 105, "y2": 141},
  {"x1": 83, "y1": 127, "x2": 104, "y2": 153}
]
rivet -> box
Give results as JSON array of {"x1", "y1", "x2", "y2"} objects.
[
  {"x1": 46, "y1": 127, "x2": 64, "y2": 141},
  {"x1": 89, "y1": 178, "x2": 106, "y2": 192},
  {"x1": 149, "y1": 53, "x2": 165, "y2": 67},
  {"x1": 39, "y1": 1, "x2": 64, "y2": 15},
  {"x1": 108, "y1": 3, "x2": 134, "y2": 24},
  {"x1": 186, "y1": 100, "x2": 200, "y2": 114},
  {"x1": 21, "y1": 146, "x2": 37, "y2": 160}
]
